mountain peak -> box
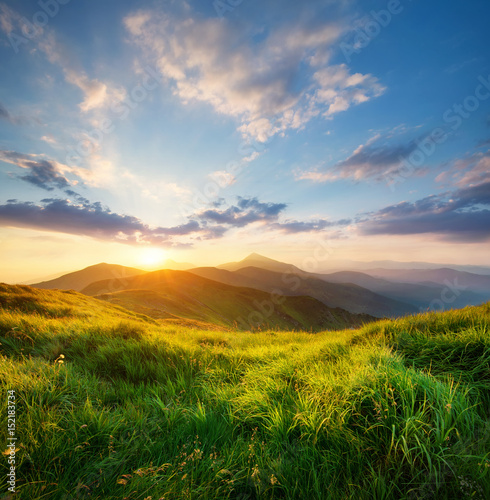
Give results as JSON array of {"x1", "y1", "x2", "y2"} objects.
[{"x1": 244, "y1": 253, "x2": 276, "y2": 262}]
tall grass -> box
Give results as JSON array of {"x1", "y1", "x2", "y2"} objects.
[{"x1": 0, "y1": 285, "x2": 489, "y2": 499}]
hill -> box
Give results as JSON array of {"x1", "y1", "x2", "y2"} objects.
[
  {"x1": 189, "y1": 266, "x2": 417, "y2": 317},
  {"x1": 81, "y1": 269, "x2": 374, "y2": 330},
  {"x1": 30, "y1": 263, "x2": 146, "y2": 292},
  {"x1": 0, "y1": 283, "x2": 488, "y2": 499}
]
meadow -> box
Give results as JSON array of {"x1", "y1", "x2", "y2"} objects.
[{"x1": 0, "y1": 284, "x2": 489, "y2": 499}]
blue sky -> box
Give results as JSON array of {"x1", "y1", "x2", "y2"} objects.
[{"x1": 0, "y1": 0, "x2": 489, "y2": 281}]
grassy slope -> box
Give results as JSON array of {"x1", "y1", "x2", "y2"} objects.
[
  {"x1": 0, "y1": 284, "x2": 489, "y2": 499},
  {"x1": 82, "y1": 270, "x2": 374, "y2": 331}
]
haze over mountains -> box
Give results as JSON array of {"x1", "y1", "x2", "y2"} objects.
[{"x1": 20, "y1": 253, "x2": 490, "y2": 330}]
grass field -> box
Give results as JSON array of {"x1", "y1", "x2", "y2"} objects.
[{"x1": 0, "y1": 284, "x2": 489, "y2": 499}]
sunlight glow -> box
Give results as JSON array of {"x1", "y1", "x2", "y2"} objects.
[{"x1": 138, "y1": 248, "x2": 167, "y2": 268}]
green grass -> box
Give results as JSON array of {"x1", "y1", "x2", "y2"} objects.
[{"x1": 0, "y1": 284, "x2": 489, "y2": 499}]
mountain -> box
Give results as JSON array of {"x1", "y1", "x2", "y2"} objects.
[
  {"x1": 363, "y1": 268, "x2": 490, "y2": 293},
  {"x1": 81, "y1": 269, "x2": 375, "y2": 331},
  {"x1": 319, "y1": 271, "x2": 490, "y2": 310},
  {"x1": 30, "y1": 263, "x2": 147, "y2": 292},
  {"x1": 317, "y1": 259, "x2": 490, "y2": 275},
  {"x1": 188, "y1": 266, "x2": 417, "y2": 318},
  {"x1": 21, "y1": 269, "x2": 73, "y2": 285},
  {"x1": 218, "y1": 253, "x2": 305, "y2": 274}
]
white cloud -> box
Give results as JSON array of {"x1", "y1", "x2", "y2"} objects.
[
  {"x1": 41, "y1": 135, "x2": 57, "y2": 145},
  {"x1": 124, "y1": 7, "x2": 385, "y2": 142},
  {"x1": 37, "y1": 33, "x2": 126, "y2": 114},
  {"x1": 210, "y1": 170, "x2": 236, "y2": 188}
]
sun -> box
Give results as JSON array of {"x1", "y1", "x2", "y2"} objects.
[{"x1": 138, "y1": 247, "x2": 167, "y2": 268}]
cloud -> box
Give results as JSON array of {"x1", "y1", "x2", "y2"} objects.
[
  {"x1": 0, "y1": 101, "x2": 28, "y2": 125},
  {"x1": 40, "y1": 135, "x2": 57, "y2": 145},
  {"x1": 210, "y1": 170, "x2": 236, "y2": 188},
  {"x1": 0, "y1": 101, "x2": 11, "y2": 122},
  {"x1": 297, "y1": 133, "x2": 427, "y2": 183},
  {"x1": 197, "y1": 197, "x2": 287, "y2": 227},
  {"x1": 18, "y1": 159, "x2": 70, "y2": 190},
  {"x1": 359, "y1": 181, "x2": 490, "y2": 242},
  {"x1": 435, "y1": 150, "x2": 490, "y2": 187},
  {"x1": 0, "y1": 192, "x2": 348, "y2": 245},
  {"x1": 192, "y1": 196, "x2": 349, "y2": 235},
  {"x1": 312, "y1": 64, "x2": 385, "y2": 118},
  {"x1": 0, "y1": 149, "x2": 89, "y2": 190},
  {"x1": 271, "y1": 217, "x2": 351, "y2": 233},
  {"x1": 37, "y1": 32, "x2": 126, "y2": 113},
  {"x1": 0, "y1": 198, "x2": 201, "y2": 247},
  {"x1": 0, "y1": 3, "x2": 20, "y2": 36},
  {"x1": 0, "y1": 6, "x2": 124, "y2": 115},
  {"x1": 124, "y1": 6, "x2": 384, "y2": 141}
]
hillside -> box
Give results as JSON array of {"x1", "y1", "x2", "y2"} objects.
[
  {"x1": 30, "y1": 263, "x2": 147, "y2": 292},
  {"x1": 189, "y1": 266, "x2": 417, "y2": 317},
  {"x1": 81, "y1": 270, "x2": 374, "y2": 330},
  {"x1": 0, "y1": 284, "x2": 488, "y2": 499}
]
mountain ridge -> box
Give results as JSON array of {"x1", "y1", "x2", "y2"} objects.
[{"x1": 30, "y1": 263, "x2": 147, "y2": 292}]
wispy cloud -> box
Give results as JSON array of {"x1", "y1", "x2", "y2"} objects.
[
  {"x1": 271, "y1": 217, "x2": 351, "y2": 234},
  {"x1": 0, "y1": 101, "x2": 29, "y2": 125},
  {"x1": 435, "y1": 150, "x2": 490, "y2": 188},
  {"x1": 37, "y1": 32, "x2": 126, "y2": 114},
  {"x1": 0, "y1": 101, "x2": 12, "y2": 122},
  {"x1": 0, "y1": 5, "x2": 125, "y2": 117},
  {"x1": 0, "y1": 150, "x2": 77, "y2": 190},
  {"x1": 124, "y1": 6, "x2": 384, "y2": 142},
  {"x1": 297, "y1": 133, "x2": 427, "y2": 183}
]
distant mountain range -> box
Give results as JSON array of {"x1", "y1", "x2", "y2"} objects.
[
  {"x1": 319, "y1": 271, "x2": 490, "y2": 310},
  {"x1": 81, "y1": 269, "x2": 374, "y2": 331},
  {"x1": 316, "y1": 259, "x2": 490, "y2": 275},
  {"x1": 359, "y1": 268, "x2": 490, "y2": 292},
  {"x1": 215, "y1": 253, "x2": 490, "y2": 311},
  {"x1": 190, "y1": 266, "x2": 416, "y2": 317},
  {"x1": 20, "y1": 253, "x2": 490, "y2": 329}
]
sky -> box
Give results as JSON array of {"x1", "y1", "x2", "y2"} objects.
[{"x1": 0, "y1": 0, "x2": 490, "y2": 282}]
